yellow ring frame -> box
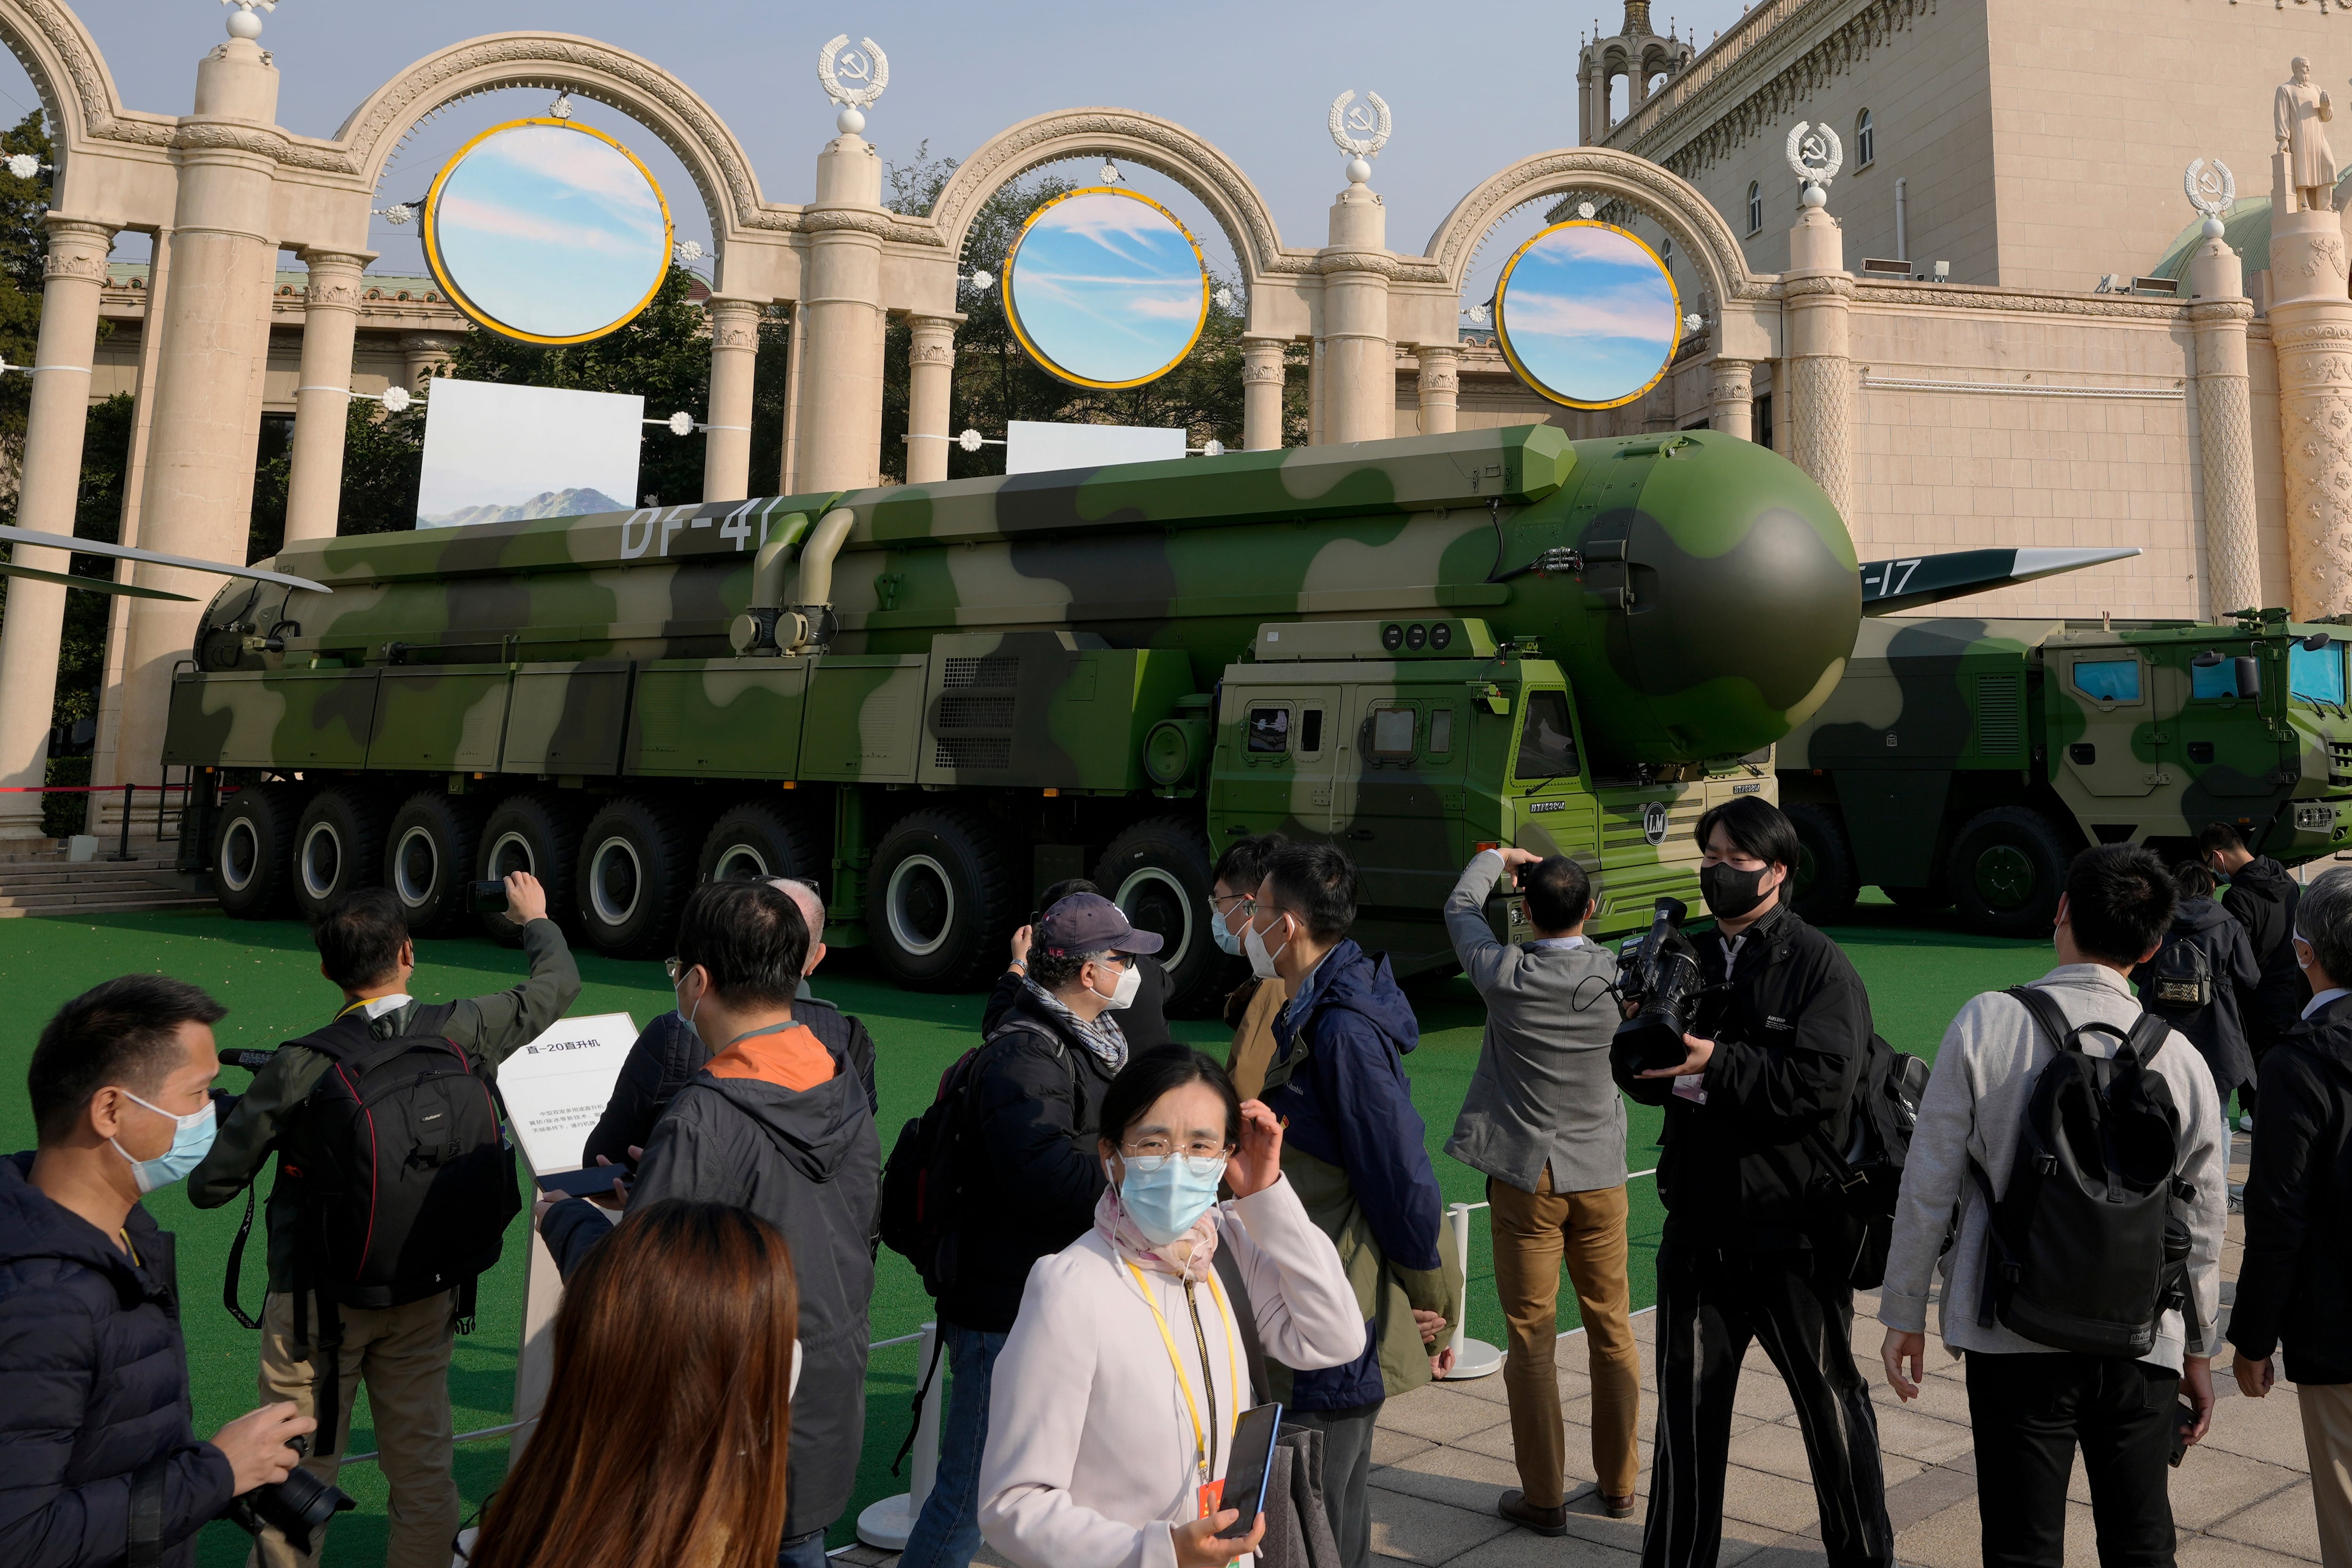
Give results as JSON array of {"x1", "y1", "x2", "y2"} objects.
[
  {"x1": 1493, "y1": 219, "x2": 1683, "y2": 412},
  {"x1": 420, "y1": 117, "x2": 675, "y2": 346},
  {"x1": 1001, "y1": 186, "x2": 1211, "y2": 390}
]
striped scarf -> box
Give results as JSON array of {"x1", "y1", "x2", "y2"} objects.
[{"x1": 1021, "y1": 979, "x2": 1129, "y2": 1072}]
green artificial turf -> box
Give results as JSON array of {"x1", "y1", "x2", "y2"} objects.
[{"x1": 0, "y1": 893, "x2": 2058, "y2": 1561}]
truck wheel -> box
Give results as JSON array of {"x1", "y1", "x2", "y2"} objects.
[
  {"x1": 383, "y1": 792, "x2": 485, "y2": 937},
  {"x1": 576, "y1": 797, "x2": 694, "y2": 959},
  {"x1": 866, "y1": 808, "x2": 1018, "y2": 991},
  {"x1": 477, "y1": 792, "x2": 583, "y2": 947},
  {"x1": 214, "y1": 783, "x2": 304, "y2": 919},
  {"x1": 292, "y1": 788, "x2": 386, "y2": 922},
  {"x1": 1093, "y1": 818, "x2": 1222, "y2": 1017},
  {"x1": 1788, "y1": 803, "x2": 1859, "y2": 926},
  {"x1": 1947, "y1": 806, "x2": 2073, "y2": 938},
  {"x1": 699, "y1": 800, "x2": 824, "y2": 886}
]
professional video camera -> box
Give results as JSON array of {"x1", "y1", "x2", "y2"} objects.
[
  {"x1": 1613, "y1": 896, "x2": 1704, "y2": 1073},
  {"x1": 223, "y1": 1435, "x2": 355, "y2": 1557}
]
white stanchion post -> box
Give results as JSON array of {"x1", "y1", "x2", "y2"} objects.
[
  {"x1": 1440, "y1": 1202, "x2": 1504, "y2": 1380},
  {"x1": 856, "y1": 1321, "x2": 943, "y2": 1549}
]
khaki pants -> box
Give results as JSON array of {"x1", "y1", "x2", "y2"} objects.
[
  {"x1": 1488, "y1": 1170, "x2": 1640, "y2": 1505},
  {"x1": 252, "y1": 1289, "x2": 461, "y2": 1568},
  {"x1": 2303, "y1": 1381, "x2": 2352, "y2": 1568}
]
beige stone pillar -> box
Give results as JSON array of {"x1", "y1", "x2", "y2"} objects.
[
  {"x1": 701, "y1": 296, "x2": 764, "y2": 503},
  {"x1": 1315, "y1": 175, "x2": 1394, "y2": 446},
  {"x1": 1709, "y1": 357, "x2": 1756, "y2": 442},
  {"x1": 112, "y1": 36, "x2": 282, "y2": 793},
  {"x1": 905, "y1": 313, "x2": 959, "y2": 485},
  {"x1": 1242, "y1": 337, "x2": 1287, "y2": 450},
  {"x1": 399, "y1": 332, "x2": 460, "y2": 391},
  {"x1": 2187, "y1": 234, "x2": 2261, "y2": 620},
  {"x1": 1415, "y1": 343, "x2": 1460, "y2": 435},
  {"x1": 795, "y1": 131, "x2": 888, "y2": 491},
  {"x1": 0, "y1": 216, "x2": 116, "y2": 837},
  {"x1": 1782, "y1": 203, "x2": 1854, "y2": 519},
  {"x1": 2269, "y1": 203, "x2": 2352, "y2": 619},
  {"x1": 281, "y1": 247, "x2": 371, "y2": 546}
]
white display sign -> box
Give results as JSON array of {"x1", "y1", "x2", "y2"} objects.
[
  {"x1": 416, "y1": 378, "x2": 643, "y2": 529},
  {"x1": 496, "y1": 1011, "x2": 640, "y2": 1174},
  {"x1": 1004, "y1": 420, "x2": 1186, "y2": 476}
]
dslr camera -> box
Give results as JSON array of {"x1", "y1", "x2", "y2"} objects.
[
  {"x1": 223, "y1": 1435, "x2": 355, "y2": 1557},
  {"x1": 1613, "y1": 897, "x2": 1705, "y2": 1073}
]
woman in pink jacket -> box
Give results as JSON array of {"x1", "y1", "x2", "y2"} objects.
[{"x1": 978, "y1": 1049, "x2": 1368, "y2": 1568}]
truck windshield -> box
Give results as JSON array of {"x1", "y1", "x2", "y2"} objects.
[
  {"x1": 2292, "y1": 641, "x2": 2345, "y2": 704},
  {"x1": 1515, "y1": 691, "x2": 1580, "y2": 780}
]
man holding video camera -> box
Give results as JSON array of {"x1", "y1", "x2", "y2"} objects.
[
  {"x1": 189, "y1": 873, "x2": 579, "y2": 1568},
  {"x1": 2, "y1": 975, "x2": 318, "y2": 1568},
  {"x1": 1610, "y1": 796, "x2": 1891, "y2": 1568}
]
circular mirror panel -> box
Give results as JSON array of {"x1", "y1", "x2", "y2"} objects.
[
  {"x1": 1493, "y1": 220, "x2": 1682, "y2": 411},
  {"x1": 422, "y1": 119, "x2": 674, "y2": 345},
  {"x1": 1002, "y1": 187, "x2": 1209, "y2": 389}
]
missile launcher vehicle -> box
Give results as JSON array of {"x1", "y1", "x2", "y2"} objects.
[
  {"x1": 163, "y1": 424, "x2": 2081, "y2": 1007},
  {"x1": 1779, "y1": 605, "x2": 2352, "y2": 937}
]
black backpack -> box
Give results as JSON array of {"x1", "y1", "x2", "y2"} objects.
[
  {"x1": 1969, "y1": 986, "x2": 2199, "y2": 1358},
  {"x1": 2146, "y1": 933, "x2": 2215, "y2": 1011},
  {"x1": 1809, "y1": 1033, "x2": 1932, "y2": 1289}
]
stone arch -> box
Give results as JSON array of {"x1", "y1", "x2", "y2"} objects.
[
  {"x1": 930, "y1": 109, "x2": 1296, "y2": 288},
  {"x1": 1423, "y1": 145, "x2": 1764, "y2": 308},
  {"x1": 331, "y1": 32, "x2": 783, "y2": 245},
  {"x1": 0, "y1": 0, "x2": 148, "y2": 158}
]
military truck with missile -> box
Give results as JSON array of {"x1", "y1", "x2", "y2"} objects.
[
  {"x1": 163, "y1": 424, "x2": 2072, "y2": 1006},
  {"x1": 1779, "y1": 592, "x2": 2352, "y2": 938}
]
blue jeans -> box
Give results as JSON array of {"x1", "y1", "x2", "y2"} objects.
[
  {"x1": 774, "y1": 1528, "x2": 829, "y2": 1567},
  {"x1": 896, "y1": 1321, "x2": 1009, "y2": 1568}
]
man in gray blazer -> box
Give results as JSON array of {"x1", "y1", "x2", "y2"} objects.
[{"x1": 1443, "y1": 847, "x2": 1640, "y2": 1534}]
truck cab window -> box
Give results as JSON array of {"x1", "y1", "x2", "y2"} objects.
[
  {"x1": 1367, "y1": 704, "x2": 1416, "y2": 758},
  {"x1": 2191, "y1": 660, "x2": 2238, "y2": 700},
  {"x1": 1300, "y1": 708, "x2": 1324, "y2": 753},
  {"x1": 2292, "y1": 641, "x2": 2345, "y2": 704},
  {"x1": 1514, "y1": 690, "x2": 1579, "y2": 780},
  {"x1": 1248, "y1": 707, "x2": 1290, "y2": 753},
  {"x1": 1428, "y1": 708, "x2": 1454, "y2": 754},
  {"x1": 2071, "y1": 659, "x2": 2141, "y2": 702}
]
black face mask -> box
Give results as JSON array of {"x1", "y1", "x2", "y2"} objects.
[{"x1": 1700, "y1": 861, "x2": 1775, "y2": 920}]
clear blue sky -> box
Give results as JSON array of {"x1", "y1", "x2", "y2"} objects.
[{"x1": 61, "y1": 0, "x2": 1748, "y2": 271}]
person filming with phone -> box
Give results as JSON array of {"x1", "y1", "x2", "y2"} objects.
[{"x1": 978, "y1": 1049, "x2": 1364, "y2": 1568}]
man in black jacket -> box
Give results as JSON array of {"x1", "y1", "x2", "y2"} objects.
[
  {"x1": 2133, "y1": 861, "x2": 2262, "y2": 1106},
  {"x1": 2, "y1": 976, "x2": 314, "y2": 1568},
  {"x1": 1612, "y1": 796, "x2": 1891, "y2": 1568},
  {"x1": 983, "y1": 877, "x2": 1173, "y2": 1049},
  {"x1": 2231, "y1": 864, "x2": 2352, "y2": 1564},
  {"x1": 894, "y1": 892, "x2": 1161, "y2": 1568},
  {"x1": 2204, "y1": 821, "x2": 2307, "y2": 1120}
]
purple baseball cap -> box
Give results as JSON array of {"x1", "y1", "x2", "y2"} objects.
[{"x1": 1034, "y1": 892, "x2": 1164, "y2": 957}]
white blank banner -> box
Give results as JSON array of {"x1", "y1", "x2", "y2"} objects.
[{"x1": 1004, "y1": 420, "x2": 1185, "y2": 475}]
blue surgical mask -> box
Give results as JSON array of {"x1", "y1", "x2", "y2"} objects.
[
  {"x1": 110, "y1": 1092, "x2": 216, "y2": 1195},
  {"x1": 1110, "y1": 1154, "x2": 1225, "y2": 1245},
  {"x1": 1212, "y1": 916, "x2": 1244, "y2": 957}
]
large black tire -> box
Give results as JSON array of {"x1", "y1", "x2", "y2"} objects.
[
  {"x1": 865, "y1": 808, "x2": 1020, "y2": 991},
  {"x1": 699, "y1": 799, "x2": 826, "y2": 887},
  {"x1": 213, "y1": 783, "x2": 305, "y2": 919},
  {"x1": 477, "y1": 792, "x2": 583, "y2": 947},
  {"x1": 383, "y1": 791, "x2": 486, "y2": 937},
  {"x1": 1093, "y1": 817, "x2": 1223, "y2": 1017},
  {"x1": 1947, "y1": 806, "x2": 2074, "y2": 938},
  {"x1": 291, "y1": 787, "x2": 387, "y2": 922},
  {"x1": 1788, "y1": 802, "x2": 1859, "y2": 927},
  {"x1": 575, "y1": 796, "x2": 695, "y2": 959}
]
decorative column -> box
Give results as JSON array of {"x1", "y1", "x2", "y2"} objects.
[
  {"x1": 1709, "y1": 357, "x2": 1755, "y2": 441},
  {"x1": 1783, "y1": 194, "x2": 1854, "y2": 519},
  {"x1": 2187, "y1": 226, "x2": 2261, "y2": 620},
  {"x1": 281, "y1": 247, "x2": 371, "y2": 545},
  {"x1": 399, "y1": 332, "x2": 460, "y2": 391},
  {"x1": 1415, "y1": 342, "x2": 1460, "y2": 435},
  {"x1": 905, "y1": 313, "x2": 959, "y2": 484},
  {"x1": 0, "y1": 215, "x2": 115, "y2": 838},
  {"x1": 1316, "y1": 187, "x2": 1394, "y2": 443},
  {"x1": 1242, "y1": 336, "x2": 1287, "y2": 450},
  {"x1": 701, "y1": 296, "x2": 764, "y2": 503},
  {"x1": 111, "y1": 31, "x2": 284, "y2": 795},
  {"x1": 2270, "y1": 197, "x2": 2352, "y2": 618},
  {"x1": 795, "y1": 119, "x2": 889, "y2": 491}
]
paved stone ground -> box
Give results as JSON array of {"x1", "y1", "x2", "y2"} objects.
[{"x1": 840, "y1": 1133, "x2": 2324, "y2": 1566}]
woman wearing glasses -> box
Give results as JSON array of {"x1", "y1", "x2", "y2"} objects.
[
  {"x1": 978, "y1": 1048, "x2": 1363, "y2": 1568},
  {"x1": 1212, "y1": 835, "x2": 1289, "y2": 1098}
]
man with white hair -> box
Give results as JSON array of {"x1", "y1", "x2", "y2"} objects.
[{"x1": 584, "y1": 875, "x2": 875, "y2": 1162}]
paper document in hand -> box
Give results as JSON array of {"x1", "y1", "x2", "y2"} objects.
[{"x1": 496, "y1": 1012, "x2": 640, "y2": 1174}]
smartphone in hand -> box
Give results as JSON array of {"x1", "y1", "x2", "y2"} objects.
[
  {"x1": 1215, "y1": 1403, "x2": 1284, "y2": 1542},
  {"x1": 535, "y1": 1166, "x2": 634, "y2": 1201},
  {"x1": 2170, "y1": 1399, "x2": 2196, "y2": 1468}
]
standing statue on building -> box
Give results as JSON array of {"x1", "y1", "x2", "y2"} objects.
[{"x1": 2276, "y1": 56, "x2": 2339, "y2": 214}]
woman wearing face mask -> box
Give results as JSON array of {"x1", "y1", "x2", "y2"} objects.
[
  {"x1": 977, "y1": 1049, "x2": 1364, "y2": 1568},
  {"x1": 1210, "y1": 835, "x2": 1288, "y2": 1098}
]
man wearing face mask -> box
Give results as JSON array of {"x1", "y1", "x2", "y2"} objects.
[
  {"x1": 1611, "y1": 795, "x2": 1891, "y2": 1568},
  {"x1": 892, "y1": 892, "x2": 1162, "y2": 1568},
  {"x1": 3, "y1": 976, "x2": 318, "y2": 1568},
  {"x1": 539, "y1": 878, "x2": 879, "y2": 1568}
]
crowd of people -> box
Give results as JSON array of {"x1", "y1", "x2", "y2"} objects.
[{"x1": 5, "y1": 798, "x2": 2351, "y2": 1568}]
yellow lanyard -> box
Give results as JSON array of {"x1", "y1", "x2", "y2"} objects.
[{"x1": 1123, "y1": 1261, "x2": 1241, "y2": 1497}]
